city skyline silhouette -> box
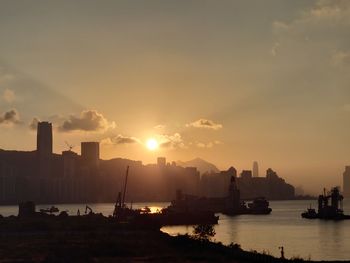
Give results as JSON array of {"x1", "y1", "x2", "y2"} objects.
[{"x1": 1, "y1": 1, "x2": 349, "y2": 195}]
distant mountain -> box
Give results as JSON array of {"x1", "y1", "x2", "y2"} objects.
[{"x1": 176, "y1": 158, "x2": 220, "y2": 175}]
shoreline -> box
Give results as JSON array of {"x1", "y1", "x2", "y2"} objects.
[
  {"x1": 0, "y1": 198, "x2": 317, "y2": 207},
  {"x1": 0, "y1": 214, "x2": 344, "y2": 262}
]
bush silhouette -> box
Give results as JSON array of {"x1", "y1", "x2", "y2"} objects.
[{"x1": 192, "y1": 224, "x2": 216, "y2": 241}]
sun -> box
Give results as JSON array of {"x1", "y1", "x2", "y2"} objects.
[{"x1": 146, "y1": 138, "x2": 159, "y2": 151}]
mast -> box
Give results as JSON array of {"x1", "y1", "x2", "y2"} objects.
[{"x1": 122, "y1": 166, "x2": 129, "y2": 207}]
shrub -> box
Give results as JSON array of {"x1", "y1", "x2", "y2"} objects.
[{"x1": 192, "y1": 224, "x2": 216, "y2": 241}]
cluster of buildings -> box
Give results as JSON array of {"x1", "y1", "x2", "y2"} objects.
[
  {"x1": 200, "y1": 165, "x2": 295, "y2": 200},
  {"x1": 0, "y1": 122, "x2": 202, "y2": 204},
  {"x1": 0, "y1": 122, "x2": 105, "y2": 204},
  {"x1": 0, "y1": 121, "x2": 296, "y2": 205}
]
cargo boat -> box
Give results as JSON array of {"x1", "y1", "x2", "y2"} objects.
[
  {"x1": 301, "y1": 187, "x2": 350, "y2": 220},
  {"x1": 112, "y1": 166, "x2": 219, "y2": 226},
  {"x1": 169, "y1": 176, "x2": 272, "y2": 216}
]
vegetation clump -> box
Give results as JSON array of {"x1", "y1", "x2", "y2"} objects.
[{"x1": 192, "y1": 224, "x2": 216, "y2": 242}]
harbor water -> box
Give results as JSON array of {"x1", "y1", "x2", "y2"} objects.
[{"x1": 1, "y1": 200, "x2": 350, "y2": 261}]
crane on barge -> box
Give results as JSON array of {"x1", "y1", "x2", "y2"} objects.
[{"x1": 302, "y1": 187, "x2": 350, "y2": 220}]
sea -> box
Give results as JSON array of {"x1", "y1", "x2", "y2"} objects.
[{"x1": 1, "y1": 200, "x2": 350, "y2": 261}]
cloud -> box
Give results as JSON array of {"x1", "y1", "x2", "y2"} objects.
[
  {"x1": 58, "y1": 110, "x2": 115, "y2": 132},
  {"x1": 2, "y1": 89, "x2": 15, "y2": 103},
  {"x1": 309, "y1": 0, "x2": 347, "y2": 20},
  {"x1": 101, "y1": 134, "x2": 140, "y2": 145},
  {"x1": 186, "y1": 118, "x2": 223, "y2": 130},
  {"x1": 271, "y1": 0, "x2": 350, "y2": 76},
  {"x1": 332, "y1": 50, "x2": 350, "y2": 67},
  {"x1": 270, "y1": 42, "x2": 280, "y2": 57},
  {"x1": 0, "y1": 109, "x2": 21, "y2": 125},
  {"x1": 158, "y1": 133, "x2": 186, "y2": 149},
  {"x1": 196, "y1": 142, "x2": 207, "y2": 148},
  {"x1": 272, "y1": 21, "x2": 289, "y2": 33},
  {"x1": 273, "y1": 0, "x2": 350, "y2": 40},
  {"x1": 196, "y1": 140, "x2": 222, "y2": 148},
  {"x1": 154, "y1": 124, "x2": 165, "y2": 130},
  {"x1": 283, "y1": 0, "x2": 350, "y2": 26},
  {"x1": 29, "y1": 117, "x2": 40, "y2": 130}
]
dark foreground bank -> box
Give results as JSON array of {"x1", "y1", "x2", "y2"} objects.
[{"x1": 0, "y1": 215, "x2": 345, "y2": 263}]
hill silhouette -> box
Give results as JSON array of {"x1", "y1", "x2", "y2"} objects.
[{"x1": 177, "y1": 158, "x2": 220, "y2": 175}]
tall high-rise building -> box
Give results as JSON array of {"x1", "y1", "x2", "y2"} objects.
[
  {"x1": 37, "y1": 121, "x2": 53, "y2": 177},
  {"x1": 81, "y1": 142, "x2": 100, "y2": 165},
  {"x1": 37, "y1": 122, "x2": 53, "y2": 158},
  {"x1": 253, "y1": 161, "x2": 259, "y2": 177},
  {"x1": 343, "y1": 166, "x2": 350, "y2": 198}
]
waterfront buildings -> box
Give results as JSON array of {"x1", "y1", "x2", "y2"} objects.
[
  {"x1": 0, "y1": 121, "x2": 296, "y2": 204},
  {"x1": 200, "y1": 167, "x2": 295, "y2": 200}
]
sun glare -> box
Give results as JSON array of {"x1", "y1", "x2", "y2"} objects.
[{"x1": 146, "y1": 138, "x2": 159, "y2": 151}]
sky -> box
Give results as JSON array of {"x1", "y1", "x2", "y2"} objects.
[{"x1": 0, "y1": 0, "x2": 350, "y2": 194}]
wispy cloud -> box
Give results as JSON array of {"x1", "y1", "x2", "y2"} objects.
[
  {"x1": 0, "y1": 109, "x2": 21, "y2": 125},
  {"x1": 186, "y1": 118, "x2": 223, "y2": 130},
  {"x1": 29, "y1": 117, "x2": 40, "y2": 130},
  {"x1": 101, "y1": 134, "x2": 140, "y2": 145},
  {"x1": 270, "y1": 42, "x2": 280, "y2": 57},
  {"x1": 158, "y1": 133, "x2": 186, "y2": 149},
  {"x1": 332, "y1": 50, "x2": 350, "y2": 67},
  {"x1": 154, "y1": 124, "x2": 165, "y2": 130},
  {"x1": 196, "y1": 140, "x2": 222, "y2": 148}
]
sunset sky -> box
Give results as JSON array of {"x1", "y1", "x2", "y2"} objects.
[{"x1": 0, "y1": 0, "x2": 350, "y2": 194}]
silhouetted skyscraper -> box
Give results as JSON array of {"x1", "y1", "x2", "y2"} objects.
[
  {"x1": 253, "y1": 161, "x2": 259, "y2": 177},
  {"x1": 81, "y1": 142, "x2": 99, "y2": 166},
  {"x1": 266, "y1": 168, "x2": 278, "y2": 180},
  {"x1": 343, "y1": 166, "x2": 350, "y2": 198},
  {"x1": 37, "y1": 122, "x2": 53, "y2": 158},
  {"x1": 37, "y1": 121, "x2": 53, "y2": 177}
]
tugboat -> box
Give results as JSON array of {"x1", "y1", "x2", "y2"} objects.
[
  {"x1": 301, "y1": 187, "x2": 350, "y2": 220},
  {"x1": 301, "y1": 205, "x2": 318, "y2": 219},
  {"x1": 247, "y1": 197, "x2": 272, "y2": 214}
]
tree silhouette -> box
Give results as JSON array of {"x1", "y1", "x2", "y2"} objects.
[{"x1": 192, "y1": 224, "x2": 216, "y2": 241}]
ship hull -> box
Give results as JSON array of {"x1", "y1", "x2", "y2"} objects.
[
  {"x1": 302, "y1": 213, "x2": 350, "y2": 220},
  {"x1": 152, "y1": 211, "x2": 219, "y2": 226}
]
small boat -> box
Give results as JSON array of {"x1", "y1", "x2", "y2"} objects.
[
  {"x1": 247, "y1": 197, "x2": 272, "y2": 215},
  {"x1": 301, "y1": 207, "x2": 318, "y2": 219}
]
